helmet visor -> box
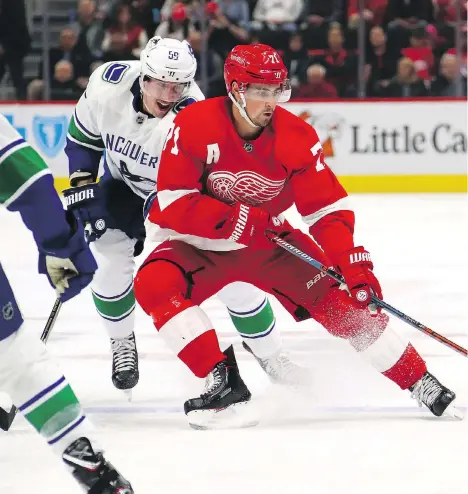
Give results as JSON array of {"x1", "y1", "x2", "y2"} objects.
[
  {"x1": 142, "y1": 77, "x2": 189, "y2": 102},
  {"x1": 243, "y1": 80, "x2": 291, "y2": 103}
]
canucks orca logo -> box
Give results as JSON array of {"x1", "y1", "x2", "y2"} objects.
[
  {"x1": 119, "y1": 159, "x2": 156, "y2": 187},
  {"x1": 32, "y1": 116, "x2": 68, "y2": 158}
]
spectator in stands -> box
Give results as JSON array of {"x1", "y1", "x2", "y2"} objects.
[
  {"x1": 282, "y1": 32, "x2": 310, "y2": 88},
  {"x1": 50, "y1": 60, "x2": 84, "y2": 100},
  {"x1": 401, "y1": 25, "x2": 435, "y2": 81},
  {"x1": 27, "y1": 27, "x2": 92, "y2": 100},
  {"x1": 187, "y1": 30, "x2": 224, "y2": 97},
  {"x1": 252, "y1": 0, "x2": 303, "y2": 49},
  {"x1": 53, "y1": 28, "x2": 92, "y2": 83},
  {"x1": 102, "y1": 3, "x2": 148, "y2": 61},
  {"x1": 384, "y1": 0, "x2": 434, "y2": 52},
  {"x1": 253, "y1": 0, "x2": 303, "y2": 25},
  {"x1": 348, "y1": 0, "x2": 387, "y2": 29},
  {"x1": 94, "y1": 0, "x2": 119, "y2": 19},
  {"x1": 72, "y1": 0, "x2": 104, "y2": 59},
  {"x1": 346, "y1": 0, "x2": 387, "y2": 49},
  {"x1": 384, "y1": 0, "x2": 434, "y2": 28},
  {"x1": 314, "y1": 24, "x2": 358, "y2": 96},
  {"x1": 155, "y1": 2, "x2": 197, "y2": 40},
  {"x1": 433, "y1": 0, "x2": 467, "y2": 47},
  {"x1": 293, "y1": 64, "x2": 338, "y2": 98},
  {"x1": 302, "y1": 0, "x2": 343, "y2": 49},
  {"x1": 160, "y1": 0, "x2": 197, "y2": 22},
  {"x1": 28, "y1": 59, "x2": 85, "y2": 101},
  {"x1": 366, "y1": 26, "x2": 399, "y2": 96},
  {"x1": 131, "y1": 0, "x2": 165, "y2": 38},
  {"x1": 207, "y1": 1, "x2": 249, "y2": 58},
  {"x1": 431, "y1": 52, "x2": 467, "y2": 96},
  {"x1": 445, "y1": 24, "x2": 467, "y2": 77},
  {"x1": 378, "y1": 56, "x2": 429, "y2": 97},
  {"x1": 0, "y1": 0, "x2": 31, "y2": 99},
  {"x1": 217, "y1": 0, "x2": 250, "y2": 28}
]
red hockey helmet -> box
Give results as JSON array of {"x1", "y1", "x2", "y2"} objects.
[{"x1": 224, "y1": 44, "x2": 291, "y2": 103}]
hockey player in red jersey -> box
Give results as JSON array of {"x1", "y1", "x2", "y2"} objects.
[{"x1": 134, "y1": 43, "x2": 458, "y2": 429}]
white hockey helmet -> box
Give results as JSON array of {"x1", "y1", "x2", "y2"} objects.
[{"x1": 140, "y1": 36, "x2": 197, "y2": 102}]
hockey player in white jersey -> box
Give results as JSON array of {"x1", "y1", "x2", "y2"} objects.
[
  {"x1": 63, "y1": 36, "x2": 309, "y2": 397},
  {"x1": 0, "y1": 114, "x2": 133, "y2": 493}
]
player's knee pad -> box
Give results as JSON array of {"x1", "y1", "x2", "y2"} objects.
[
  {"x1": 134, "y1": 260, "x2": 189, "y2": 323},
  {"x1": 0, "y1": 327, "x2": 62, "y2": 405},
  {"x1": 313, "y1": 285, "x2": 389, "y2": 348},
  {"x1": 217, "y1": 281, "x2": 266, "y2": 311},
  {"x1": 135, "y1": 262, "x2": 218, "y2": 367}
]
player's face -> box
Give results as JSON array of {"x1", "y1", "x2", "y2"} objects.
[
  {"x1": 243, "y1": 84, "x2": 282, "y2": 127},
  {"x1": 141, "y1": 77, "x2": 188, "y2": 117}
]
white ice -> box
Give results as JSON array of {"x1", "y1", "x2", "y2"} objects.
[{"x1": 0, "y1": 194, "x2": 467, "y2": 494}]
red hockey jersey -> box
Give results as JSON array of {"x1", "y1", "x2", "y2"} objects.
[{"x1": 148, "y1": 97, "x2": 355, "y2": 263}]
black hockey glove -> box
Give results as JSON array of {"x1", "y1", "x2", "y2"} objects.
[{"x1": 63, "y1": 183, "x2": 109, "y2": 242}]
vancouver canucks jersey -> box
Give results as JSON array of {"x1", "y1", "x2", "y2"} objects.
[
  {"x1": 0, "y1": 114, "x2": 71, "y2": 250},
  {"x1": 65, "y1": 61, "x2": 204, "y2": 199}
]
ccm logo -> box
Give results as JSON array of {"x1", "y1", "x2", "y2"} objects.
[{"x1": 229, "y1": 204, "x2": 250, "y2": 242}]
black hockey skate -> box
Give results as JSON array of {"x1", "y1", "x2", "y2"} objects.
[
  {"x1": 110, "y1": 332, "x2": 139, "y2": 399},
  {"x1": 62, "y1": 437, "x2": 134, "y2": 494},
  {"x1": 184, "y1": 345, "x2": 257, "y2": 430},
  {"x1": 410, "y1": 371, "x2": 462, "y2": 418}
]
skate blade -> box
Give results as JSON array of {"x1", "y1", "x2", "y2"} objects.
[
  {"x1": 269, "y1": 370, "x2": 313, "y2": 390},
  {"x1": 123, "y1": 390, "x2": 133, "y2": 402},
  {"x1": 444, "y1": 404, "x2": 464, "y2": 420},
  {"x1": 187, "y1": 401, "x2": 259, "y2": 430}
]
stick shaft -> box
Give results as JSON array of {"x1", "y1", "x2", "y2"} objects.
[
  {"x1": 269, "y1": 234, "x2": 468, "y2": 358},
  {"x1": 41, "y1": 297, "x2": 62, "y2": 343}
]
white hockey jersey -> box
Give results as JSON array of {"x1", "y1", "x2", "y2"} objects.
[{"x1": 66, "y1": 60, "x2": 204, "y2": 199}]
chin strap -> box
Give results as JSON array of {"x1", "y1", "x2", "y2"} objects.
[{"x1": 228, "y1": 92, "x2": 259, "y2": 128}]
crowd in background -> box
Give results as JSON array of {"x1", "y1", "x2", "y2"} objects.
[{"x1": 0, "y1": 0, "x2": 466, "y2": 101}]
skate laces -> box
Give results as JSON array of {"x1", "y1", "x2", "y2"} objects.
[
  {"x1": 411, "y1": 374, "x2": 442, "y2": 408},
  {"x1": 111, "y1": 335, "x2": 137, "y2": 372},
  {"x1": 264, "y1": 353, "x2": 295, "y2": 378},
  {"x1": 259, "y1": 352, "x2": 310, "y2": 386},
  {"x1": 202, "y1": 364, "x2": 225, "y2": 398}
]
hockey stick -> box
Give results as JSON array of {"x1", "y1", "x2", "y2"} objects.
[
  {"x1": 266, "y1": 232, "x2": 468, "y2": 358},
  {"x1": 0, "y1": 296, "x2": 63, "y2": 431}
]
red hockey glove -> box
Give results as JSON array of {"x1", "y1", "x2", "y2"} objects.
[
  {"x1": 336, "y1": 246, "x2": 382, "y2": 311},
  {"x1": 220, "y1": 203, "x2": 291, "y2": 249}
]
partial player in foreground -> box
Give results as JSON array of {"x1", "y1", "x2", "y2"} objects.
[
  {"x1": 0, "y1": 114, "x2": 133, "y2": 493},
  {"x1": 135, "y1": 44, "x2": 459, "y2": 429},
  {"x1": 63, "y1": 36, "x2": 308, "y2": 398}
]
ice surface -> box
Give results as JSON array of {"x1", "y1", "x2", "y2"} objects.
[{"x1": 0, "y1": 194, "x2": 467, "y2": 494}]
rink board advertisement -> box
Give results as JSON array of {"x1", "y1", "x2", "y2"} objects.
[{"x1": 0, "y1": 100, "x2": 466, "y2": 192}]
